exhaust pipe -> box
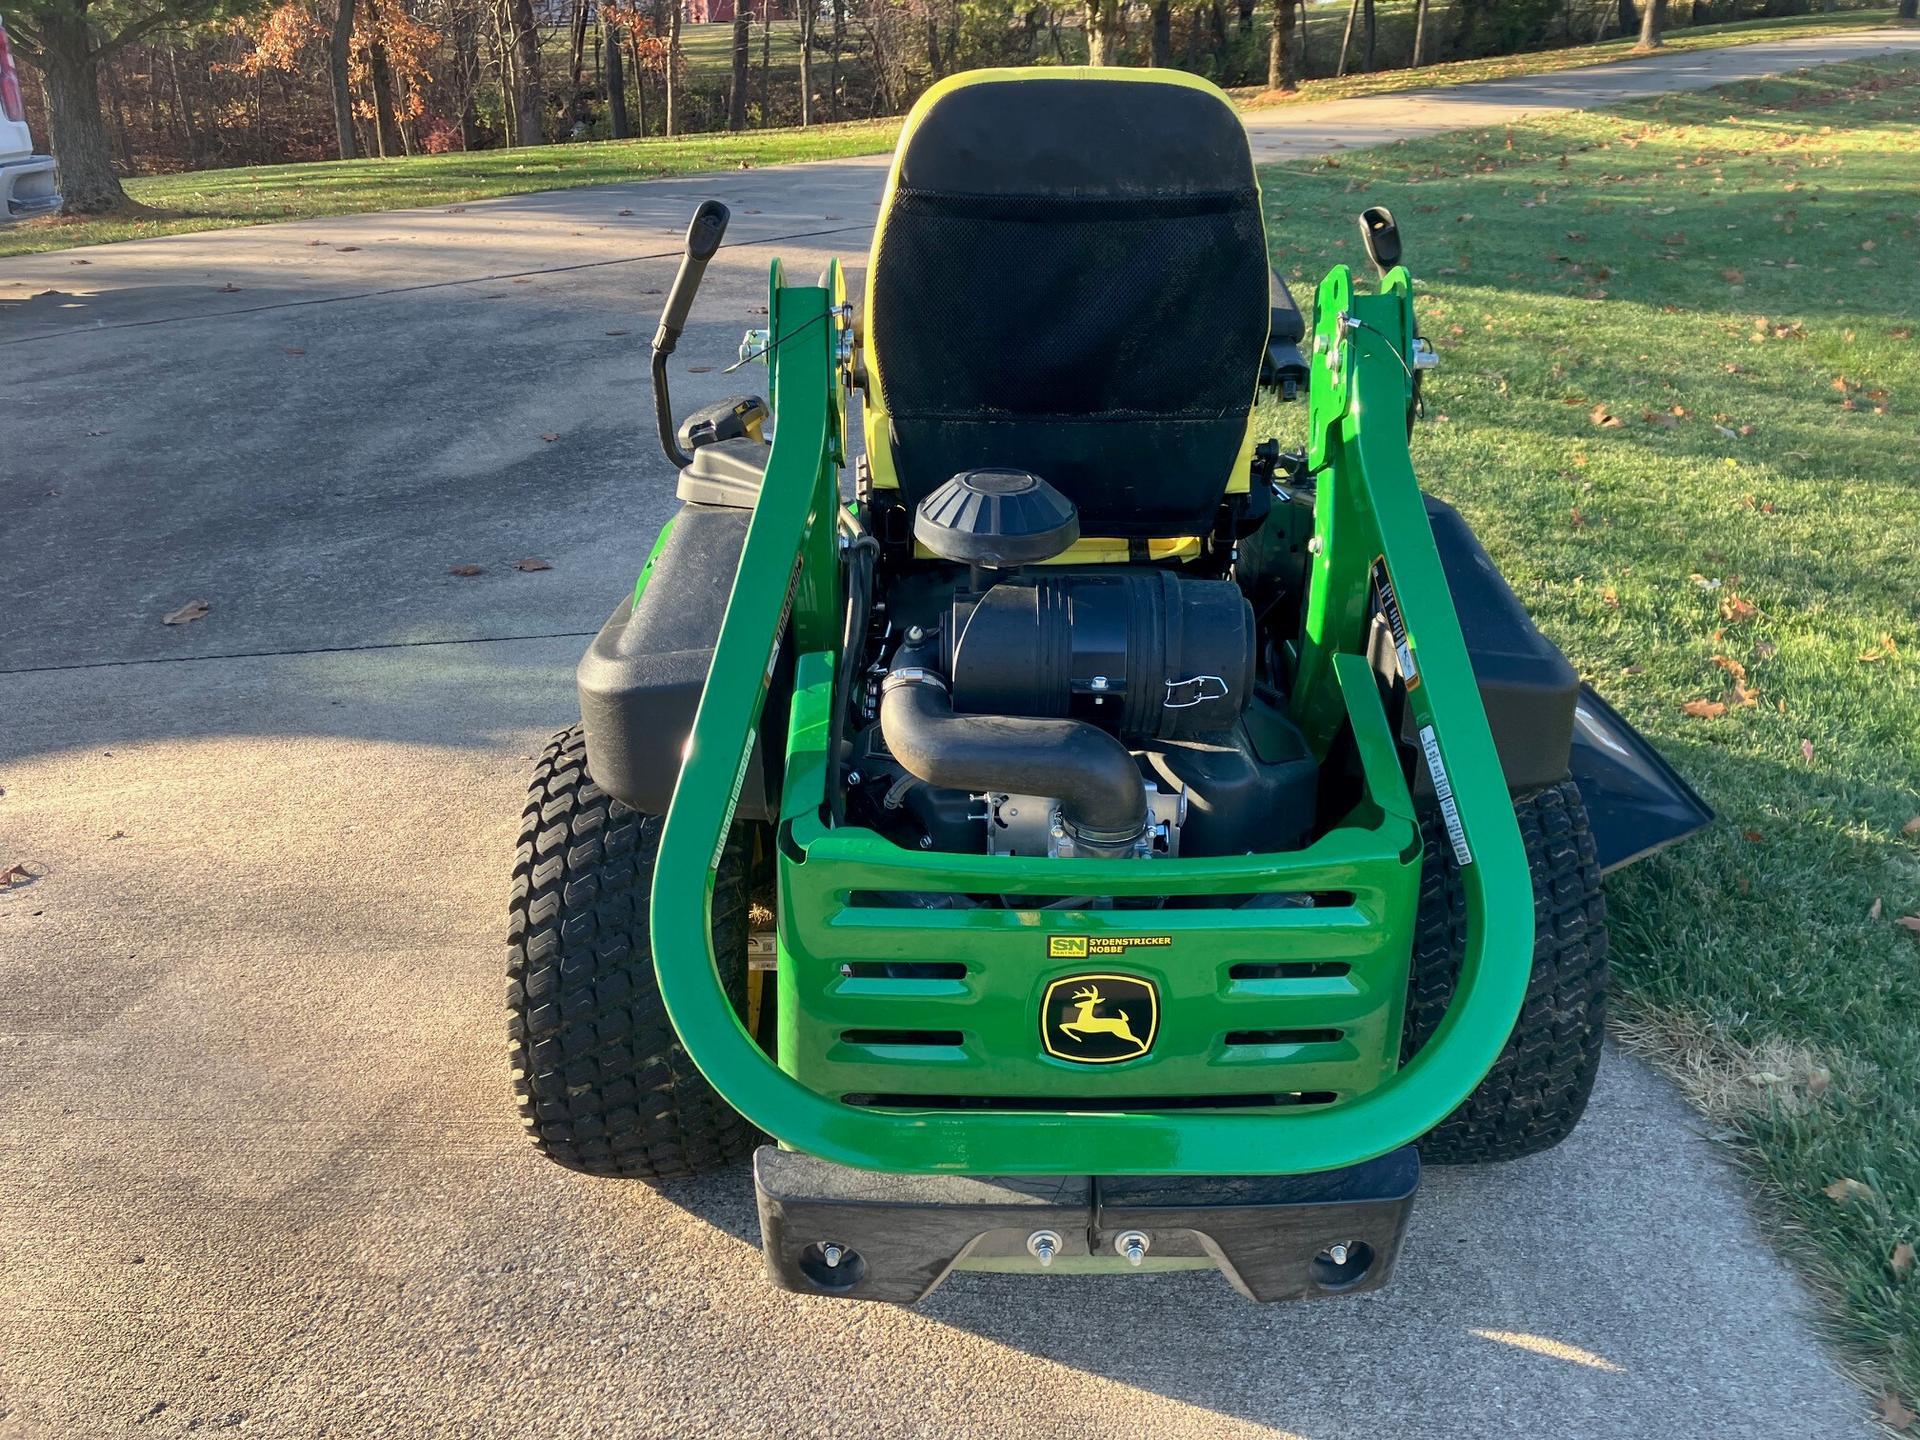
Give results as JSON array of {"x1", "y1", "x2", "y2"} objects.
[{"x1": 879, "y1": 668, "x2": 1147, "y2": 856}]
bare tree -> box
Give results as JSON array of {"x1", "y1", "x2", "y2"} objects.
[
  {"x1": 1411, "y1": 0, "x2": 1430, "y2": 65},
  {"x1": 1636, "y1": 0, "x2": 1664, "y2": 46},
  {"x1": 505, "y1": 0, "x2": 543, "y2": 142},
  {"x1": 1149, "y1": 0, "x2": 1170, "y2": 65},
  {"x1": 328, "y1": 0, "x2": 356, "y2": 158},
  {"x1": 797, "y1": 0, "x2": 814, "y2": 123},
  {"x1": 1083, "y1": 0, "x2": 1123, "y2": 64},
  {"x1": 1267, "y1": 0, "x2": 1298, "y2": 89},
  {"x1": 727, "y1": 3, "x2": 748, "y2": 128},
  {"x1": 603, "y1": 7, "x2": 629, "y2": 134},
  {"x1": 1335, "y1": 0, "x2": 1359, "y2": 76}
]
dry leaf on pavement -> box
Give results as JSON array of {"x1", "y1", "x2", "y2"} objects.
[
  {"x1": 540, "y1": 433, "x2": 560, "y2": 443},
  {"x1": 1880, "y1": 1393, "x2": 1916, "y2": 1433},
  {"x1": 449, "y1": 564, "x2": 484, "y2": 577},
  {"x1": 161, "y1": 600, "x2": 210, "y2": 625},
  {"x1": 511, "y1": 559, "x2": 552, "y2": 572}
]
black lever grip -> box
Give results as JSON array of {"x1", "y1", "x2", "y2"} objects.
[
  {"x1": 1358, "y1": 206, "x2": 1402, "y2": 280},
  {"x1": 653, "y1": 200, "x2": 731, "y2": 354}
]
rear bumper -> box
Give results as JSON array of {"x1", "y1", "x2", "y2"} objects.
[
  {"x1": 754, "y1": 1143, "x2": 1420, "y2": 1303},
  {"x1": 0, "y1": 154, "x2": 60, "y2": 220}
]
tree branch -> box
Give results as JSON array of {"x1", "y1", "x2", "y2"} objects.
[
  {"x1": 7, "y1": 13, "x2": 44, "y2": 61},
  {"x1": 92, "y1": 11, "x2": 187, "y2": 61}
]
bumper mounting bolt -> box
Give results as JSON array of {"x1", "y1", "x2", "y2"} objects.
[
  {"x1": 822, "y1": 1244, "x2": 845, "y2": 1269},
  {"x1": 1116, "y1": 1230, "x2": 1150, "y2": 1267},
  {"x1": 1026, "y1": 1230, "x2": 1062, "y2": 1268},
  {"x1": 1327, "y1": 1243, "x2": 1350, "y2": 1267}
]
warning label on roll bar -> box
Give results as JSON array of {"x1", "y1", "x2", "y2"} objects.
[
  {"x1": 1372, "y1": 555, "x2": 1420, "y2": 691},
  {"x1": 1418, "y1": 723, "x2": 1473, "y2": 868}
]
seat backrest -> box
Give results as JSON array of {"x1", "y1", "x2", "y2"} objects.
[{"x1": 863, "y1": 69, "x2": 1271, "y2": 543}]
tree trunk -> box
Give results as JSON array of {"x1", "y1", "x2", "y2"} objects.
[
  {"x1": 101, "y1": 56, "x2": 135, "y2": 170},
  {"x1": 509, "y1": 0, "x2": 544, "y2": 144},
  {"x1": 1236, "y1": 0, "x2": 1256, "y2": 33},
  {"x1": 363, "y1": 0, "x2": 405, "y2": 157},
  {"x1": 604, "y1": 15, "x2": 629, "y2": 136},
  {"x1": 1150, "y1": 0, "x2": 1171, "y2": 65},
  {"x1": 38, "y1": 8, "x2": 134, "y2": 215},
  {"x1": 1900, "y1": 0, "x2": 1918, "y2": 21},
  {"x1": 727, "y1": 7, "x2": 749, "y2": 129},
  {"x1": 1084, "y1": 0, "x2": 1123, "y2": 63},
  {"x1": 798, "y1": 0, "x2": 814, "y2": 123},
  {"x1": 1638, "y1": 0, "x2": 1666, "y2": 45},
  {"x1": 1361, "y1": 0, "x2": 1375, "y2": 69},
  {"x1": 829, "y1": 0, "x2": 844, "y2": 119},
  {"x1": 666, "y1": 3, "x2": 681, "y2": 135},
  {"x1": 1411, "y1": 0, "x2": 1430, "y2": 65},
  {"x1": 569, "y1": 0, "x2": 589, "y2": 113},
  {"x1": 1335, "y1": 0, "x2": 1360, "y2": 75},
  {"x1": 1617, "y1": 0, "x2": 1637, "y2": 38},
  {"x1": 1267, "y1": 0, "x2": 1299, "y2": 89},
  {"x1": 759, "y1": 1, "x2": 770, "y2": 125},
  {"x1": 329, "y1": 0, "x2": 358, "y2": 159},
  {"x1": 925, "y1": 16, "x2": 942, "y2": 76}
]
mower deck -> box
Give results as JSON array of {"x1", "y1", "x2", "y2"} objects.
[{"x1": 754, "y1": 1145, "x2": 1420, "y2": 1303}]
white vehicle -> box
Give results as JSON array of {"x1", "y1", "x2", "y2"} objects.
[{"x1": 0, "y1": 12, "x2": 59, "y2": 221}]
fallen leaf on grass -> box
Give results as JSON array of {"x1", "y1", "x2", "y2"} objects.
[
  {"x1": 1894, "y1": 1242, "x2": 1916, "y2": 1278},
  {"x1": 161, "y1": 600, "x2": 210, "y2": 626},
  {"x1": 1682, "y1": 699, "x2": 1727, "y2": 719},
  {"x1": 1743, "y1": 829, "x2": 1764, "y2": 843},
  {"x1": 1870, "y1": 898, "x2": 1884, "y2": 921},
  {"x1": 1858, "y1": 634, "x2": 1899, "y2": 663},
  {"x1": 510, "y1": 558, "x2": 552, "y2": 572},
  {"x1": 1823, "y1": 1177, "x2": 1874, "y2": 1205},
  {"x1": 1903, "y1": 816, "x2": 1920, "y2": 837},
  {"x1": 449, "y1": 564, "x2": 484, "y2": 577},
  {"x1": 1898, "y1": 916, "x2": 1920, "y2": 936},
  {"x1": 1720, "y1": 594, "x2": 1759, "y2": 623},
  {"x1": 1881, "y1": 1393, "x2": 1916, "y2": 1433},
  {"x1": 1590, "y1": 404, "x2": 1623, "y2": 429},
  {"x1": 1721, "y1": 268, "x2": 1744, "y2": 285},
  {"x1": 1601, "y1": 586, "x2": 1619, "y2": 609},
  {"x1": 1800, "y1": 739, "x2": 1815, "y2": 764}
]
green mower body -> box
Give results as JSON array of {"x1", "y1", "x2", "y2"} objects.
[{"x1": 515, "y1": 67, "x2": 1709, "y2": 1303}]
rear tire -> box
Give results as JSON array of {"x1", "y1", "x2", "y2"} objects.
[
  {"x1": 507, "y1": 725, "x2": 758, "y2": 1179},
  {"x1": 1403, "y1": 779, "x2": 1608, "y2": 1164}
]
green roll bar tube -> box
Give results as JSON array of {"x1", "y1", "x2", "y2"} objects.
[{"x1": 647, "y1": 256, "x2": 1535, "y2": 1176}]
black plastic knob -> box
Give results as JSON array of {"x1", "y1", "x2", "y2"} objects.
[{"x1": 912, "y1": 469, "x2": 1080, "y2": 568}]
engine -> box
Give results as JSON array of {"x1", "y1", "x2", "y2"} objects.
[{"x1": 843, "y1": 469, "x2": 1320, "y2": 867}]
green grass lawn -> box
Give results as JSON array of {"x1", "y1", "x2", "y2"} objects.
[
  {"x1": 1253, "y1": 55, "x2": 1920, "y2": 1423},
  {"x1": 1242, "y1": 6, "x2": 1906, "y2": 105}
]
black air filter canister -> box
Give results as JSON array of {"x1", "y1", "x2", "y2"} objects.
[{"x1": 945, "y1": 572, "x2": 1254, "y2": 742}]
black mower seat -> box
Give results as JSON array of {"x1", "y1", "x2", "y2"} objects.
[{"x1": 862, "y1": 69, "x2": 1272, "y2": 543}]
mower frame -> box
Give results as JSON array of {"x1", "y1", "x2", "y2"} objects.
[{"x1": 642, "y1": 254, "x2": 1537, "y2": 1179}]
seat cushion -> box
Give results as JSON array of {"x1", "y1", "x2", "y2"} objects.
[{"x1": 866, "y1": 71, "x2": 1271, "y2": 541}]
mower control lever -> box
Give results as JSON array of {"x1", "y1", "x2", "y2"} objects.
[
  {"x1": 1358, "y1": 206, "x2": 1402, "y2": 280},
  {"x1": 654, "y1": 200, "x2": 731, "y2": 354},
  {"x1": 652, "y1": 200, "x2": 731, "y2": 470}
]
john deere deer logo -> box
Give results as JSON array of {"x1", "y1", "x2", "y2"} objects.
[{"x1": 1041, "y1": 973, "x2": 1158, "y2": 1064}]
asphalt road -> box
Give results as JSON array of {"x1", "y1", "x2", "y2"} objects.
[{"x1": 6, "y1": 31, "x2": 1915, "y2": 1440}]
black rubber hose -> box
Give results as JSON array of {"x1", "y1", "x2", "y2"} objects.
[{"x1": 879, "y1": 674, "x2": 1146, "y2": 850}]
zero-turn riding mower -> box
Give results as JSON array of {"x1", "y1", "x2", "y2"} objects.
[{"x1": 507, "y1": 68, "x2": 1710, "y2": 1303}]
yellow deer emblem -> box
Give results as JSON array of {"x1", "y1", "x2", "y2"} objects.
[
  {"x1": 1041, "y1": 972, "x2": 1158, "y2": 1063},
  {"x1": 1058, "y1": 984, "x2": 1145, "y2": 1049}
]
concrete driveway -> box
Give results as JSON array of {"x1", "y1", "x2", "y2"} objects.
[{"x1": 5, "y1": 31, "x2": 1914, "y2": 1440}]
